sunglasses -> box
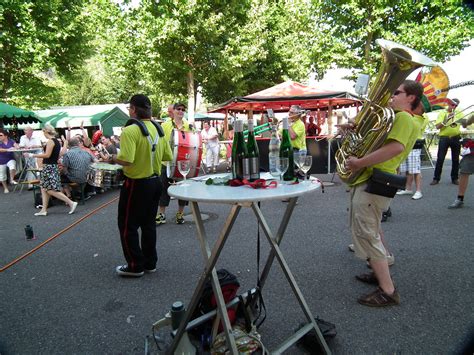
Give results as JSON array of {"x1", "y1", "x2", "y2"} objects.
[
  {"x1": 393, "y1": 90, "x2": 407, "y2": 96},
  {"x1": 175, "y1": 107, "x2": 186, "y2": 112}
]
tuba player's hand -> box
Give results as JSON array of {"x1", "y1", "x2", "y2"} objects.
[{"x1": 345, "y1": 156, "x2": 363, "y2": 172}]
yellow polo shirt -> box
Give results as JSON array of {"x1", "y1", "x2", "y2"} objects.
[
  {"x1": 117, "y1": 120, "x2": 173, "y2": 179},
  {"x1": 351, "y1": 111, "x2": 418, "y2": 186},
  {"x1": 436, "y1": 109, "x2": 463, "y2": 137}
]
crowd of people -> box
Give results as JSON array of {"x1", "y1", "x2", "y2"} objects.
[{"x1": 0, "y1": 120, "x2": 124, "y2": 213}]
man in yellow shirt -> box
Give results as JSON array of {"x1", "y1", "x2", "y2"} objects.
[
  {"x1": 448, "y1": 115, "x2": 474, "y2": 208},
  {"x1": 344, "y1": 80, "x2": 422, "y2": 307},
  {"x1": 431, "y1": 98, "x2": 463, "y2": 185},
  {"x1": 287, "y1": 105, "x2": 307, "y2": 154},
  {"x1": 111, "y1": 94, "x2": 172, "y2": 277}
]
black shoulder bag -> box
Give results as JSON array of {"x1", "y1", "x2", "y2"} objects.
[{"x1": 365, "y1": 168, "x2": 406, "y2": 198}]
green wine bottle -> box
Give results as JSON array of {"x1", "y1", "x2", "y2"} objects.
[
  {"x1": 245, "y1": 120, "x2": 260, "y2": 181},
  {"x1": 231, "y1": 119, "x2": 248, "y2": 180},
  {"x1": 280, "y1": 116, "x2": 294, "y2": 181}
]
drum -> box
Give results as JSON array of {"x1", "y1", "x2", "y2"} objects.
[
  {"x1": 167, "y1": 130, "x2": 202, "y2": 179},
  {"x1": 87, "y1": 163, "x2": 124, "y2": 188}
]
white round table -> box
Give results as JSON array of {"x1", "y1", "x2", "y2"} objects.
[{"x1": 166, "y1": 177, "x2": 331, "y2": 354}]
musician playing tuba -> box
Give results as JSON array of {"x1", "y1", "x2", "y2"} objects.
[
  {"x1": 431, "y1": 98, "x2": 463, "y2": 185},
  {"x1": 346, "y1": 80, "x2": 422, "y2": 307}
]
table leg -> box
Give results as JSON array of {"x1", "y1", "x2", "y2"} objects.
[
  {"x1": 251, "y1": 199, "x2": 331, "y2": 354},
  {"x1": 256, "y1": 197, "x2": 298, "y2": 289},
  {"x1": 168, "y1": 202, "x2": 242, "y2": 355}
]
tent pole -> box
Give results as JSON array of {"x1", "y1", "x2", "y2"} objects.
[
  {"x1": 327, "y1": 101, "x2": 333, "y2": 136},
  {"x1": 224, "y1": 110, "x2": 229, "y2": 140}
]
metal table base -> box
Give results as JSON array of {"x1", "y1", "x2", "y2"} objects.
[{"x1": 167, "y1": 197, "x2": 331, "y2": 354}]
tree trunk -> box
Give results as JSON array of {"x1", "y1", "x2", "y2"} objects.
[{"x1": 186, "y1": 70, "x2": 195, "y2": 124}]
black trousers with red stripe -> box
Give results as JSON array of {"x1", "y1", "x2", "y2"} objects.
[{"x1": 118, "y1": 175, "x2": 163, "y2": 272}]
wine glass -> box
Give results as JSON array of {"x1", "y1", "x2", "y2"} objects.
[
  {"x1": 178, "y1": 160, "x2": 191, "y2": 186},
  {"x1": 294, "y1": 151, "x2": 306, "y2": 176},
  {"x1": 269, "y1": 156, "x2": 282, "y2": 179},
  {"x1": 300, "y1": 156, "x2": 313, "y2": 183},
  {"x1": 293, "y1": 152, "x2": 302, "y2": 174},
  {"x1": 279, "y1": 157, "x2": 289, "y2": 182}
]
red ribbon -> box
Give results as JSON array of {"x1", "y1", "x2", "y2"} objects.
[{"x1": 229, "y1": 178, "x2": 278, "y2": 189}]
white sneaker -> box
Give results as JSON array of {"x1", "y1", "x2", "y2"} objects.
[
  {"x1": 396, "y1": 190, "x2": 413, "y2": 195},
  {"x1": 4, "y1": 189, "x2": 9, "y2": 194},
  {"x1": 69, "y1": 201, "x2": 78, "y2": 214},
  {"x1": 412, "y1": 191, "x2": 423, "y2": 200},
  {"x1": 448, "y1": 199, "x2": 464, "y2": 209}
]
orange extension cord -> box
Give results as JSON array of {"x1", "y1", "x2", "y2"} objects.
[{"x1": 0, "y1": 196, "x2": 119, "y2": 273}]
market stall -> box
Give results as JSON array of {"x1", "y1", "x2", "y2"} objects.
[
  {"x1": 0, "y1": 102, "x2": 40, "y2": 130},
  {"x1": 210, "y1": 81, "x2": 360, "y2": 173},
  {"x1": 36, "y1": 104, "x2": 129, "y2": 137}
]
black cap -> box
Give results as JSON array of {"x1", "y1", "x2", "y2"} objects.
[
  {"x1": 129, "y1": 94, "x2": 151, "y2": 109},
  {"x1": 173, "y1": 102, "x2": 186, "y2": 109}
]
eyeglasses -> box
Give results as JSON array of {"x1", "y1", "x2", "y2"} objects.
[
  {"x1": 175, "y1": 107, "x2": 186, "y2": 112},
  {"x1": 393, "y1": 90, "x2": 407, "y2": 96}
]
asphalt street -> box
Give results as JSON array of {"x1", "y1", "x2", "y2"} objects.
[{"x1": 1, "y1": 160, "x2": 473, "y2": 354}]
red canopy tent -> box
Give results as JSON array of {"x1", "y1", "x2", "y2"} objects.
[{"x1": 209, "y1": 80, "x2": 359, "y2": 113}]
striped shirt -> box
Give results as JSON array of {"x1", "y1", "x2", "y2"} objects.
[{"x1": 62, "y1": 147, "x2": 95, "y2": 183}]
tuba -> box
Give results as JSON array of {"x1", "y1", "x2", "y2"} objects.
[{"x1": 335, "y1": 39, "x2": 436, "y2": 184}]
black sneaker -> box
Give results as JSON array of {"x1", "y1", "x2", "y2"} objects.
[
  {"x1": 144, "y1": 267, "x2": 156, "y2": 274},
  {"x1": 156, "y1": 213, "x2": 166, "y2": 225},
  {"x1": 116, "y1": 265, "x2": 144, "y2": 277},
  {"x1": 176, "y1": 212, "x2": 185, "y2": 224}
]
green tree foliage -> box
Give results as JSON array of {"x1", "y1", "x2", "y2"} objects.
[
  {"x1": 1, "y1": 0, "x2": 473, "y2": 110},
  {"x1": 0, "y1": 0, "x2": 94, "y2": 107},
  {"x1": 311, "y1": 0, "x2": 474, "y2": 77}
]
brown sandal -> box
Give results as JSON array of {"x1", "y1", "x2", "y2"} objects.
[{"x1": 358, "y1": 287, "x2": 400, "y2": 307}]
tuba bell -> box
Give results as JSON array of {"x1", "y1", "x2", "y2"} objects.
[{"x1": 335, "y1": 39, "x2": 436, "y2": 184}]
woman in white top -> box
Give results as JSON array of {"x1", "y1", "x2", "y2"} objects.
[{"x1": 201, "y1": 122, "x2": 220, "y2": 173}]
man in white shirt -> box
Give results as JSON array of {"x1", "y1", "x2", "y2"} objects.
[
  {"x1": 201, "y1": 122, "x2": 220, "y2": 173},
  {"x1": 19, "y1": 126, "x2": 42, "y2": 188}
]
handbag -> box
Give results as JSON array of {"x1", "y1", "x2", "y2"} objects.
[{"x1": 365, "y1": 168, "x2": 406, "y2": 198}]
